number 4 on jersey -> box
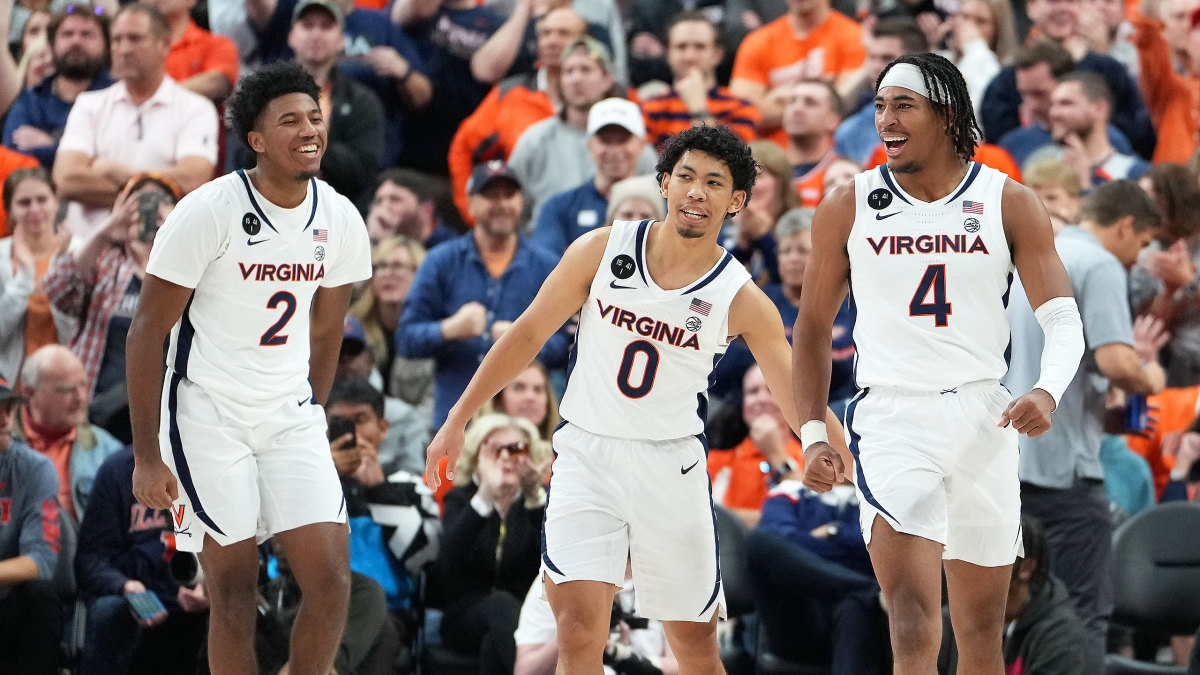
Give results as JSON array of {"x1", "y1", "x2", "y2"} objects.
[{"x1": 909, "y1": 264, "x2": 952, "y2": 327}]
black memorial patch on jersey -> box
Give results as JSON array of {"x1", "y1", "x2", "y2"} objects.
[
  {"x1": 867, "y1": 188, "x2": 893, "y2": 210},
  {"x1": 242, "y1": 213, "x2": 261, "y2": 235},
  {"x1": 611, "y1": 254, "x2": 636, "y2": 279}
]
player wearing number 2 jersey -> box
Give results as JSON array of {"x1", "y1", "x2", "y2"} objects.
[
  {"x1": 125, "y1": 62, "x2": 371, "y2": 674},
  {"x1": 793, "y1": 53, "x2": 1084, "y2": 674},
  {"x1": 425, "y1": 124, "x2": 848, "y2": 672}
]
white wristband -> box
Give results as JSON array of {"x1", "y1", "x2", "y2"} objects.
[{"x1": 800, "y1": 420, "x2": 829, "y2": 453}]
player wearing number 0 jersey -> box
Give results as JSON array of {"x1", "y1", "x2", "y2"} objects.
[
  {"x1": 794, "y1": 53, "x2": 1083, "y2": 674},
  {"x1": 425, "y1": 125, "x2": 849, "y2": 672},
  {"x1": 128, "y1": 62, "x2": 371, "y2": 674}
]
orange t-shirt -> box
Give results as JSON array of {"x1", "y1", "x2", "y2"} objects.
[
  {"x1": 24, "y1": 255, "x2": 58, "y2": 357},
  {"x1": 792, "y1": 151, "x2": 840, "y2": 207},
  {"x1": 1130, "y1": 13, "x2": 1200, "y2": 165},
  {"x1": 1125, "y1": 386, "x2": 1199, "y2": 499},
  {"x1": 731, "y1": 12, "x2": 865, "y2": 148},
  {"x1": 22, "y1": 413, "x2": 78, "y2": 520},
  {"x1": 864, "y1": 143, "x2": 1023, "y2": 183},
  {"x1": 707, "y1": 435, "x2": 805, "y2": 511},
  {"x1": 165, "y1": 21, "x2": 239, "y2": 88},
  {"x1": 0, "y1": 147, "x2": 40, "y2": 238}
]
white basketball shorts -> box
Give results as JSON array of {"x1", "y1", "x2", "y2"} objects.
[
  {"x1": 844, "y1": 379, "x2": 1023, "y2": 567},
  {"x1": 540, "y1": 422, "x2": 726, "y2": 622},
  {"x1": 159, "y1": 374, "x2": 347, "y2": 552}
]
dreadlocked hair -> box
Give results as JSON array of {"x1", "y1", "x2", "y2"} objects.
[{"x1": 876, "y1": 53, "x2": 980, "y2": 161}]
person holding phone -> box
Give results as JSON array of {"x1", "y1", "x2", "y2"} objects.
[{"x1": 42, "y1": 172, "x2": 180, "y2": 442}]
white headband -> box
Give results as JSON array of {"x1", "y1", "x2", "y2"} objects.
[{"x1": 877, "y1": 63, "x2": 945, "y2": 103}]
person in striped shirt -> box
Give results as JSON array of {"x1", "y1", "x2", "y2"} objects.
[{"x1": 641, "y1": 11, "x2": 759, "y2": 150}]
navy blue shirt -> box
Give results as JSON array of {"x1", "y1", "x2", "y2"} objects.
[
  {"x1": 532, "y1": 179, "x2": 607, "y2": 257},
  {"x1": 998, "y1": 123, "x2": 1133, "y2": 169},
  {"x1": 396, "y1": 232, "x2": 568, "y2": 428},
  {"x1": 2, "y1": 72, "x2": 114, "y2": 168}
]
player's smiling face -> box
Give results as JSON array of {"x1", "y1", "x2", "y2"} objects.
[
  {"x1": 875, "y1": 86, "x2": 942, "y2": 174},
  {"x1": 250, "y1": 92, "x2": 327, "y2": 181},
  {"x1": 662, "y1": 149, "x2": 746, "y2": 240}
]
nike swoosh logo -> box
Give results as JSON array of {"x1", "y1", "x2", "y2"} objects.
[
  {"x1": 875, "y1": 212, "x2": 901, "y2": 220},
  {"x1": 297, "y1": 397, "x2": 309, "y2": 406},
  {"x1": 247, "y1": 238, "x2": 270, "y2": 245},
  {"x1": 681, "y1": 460, "x2": 699, "y2": 475},
  {"x1": 610, "y1": 280, "x2": 635, "y2": 290}
]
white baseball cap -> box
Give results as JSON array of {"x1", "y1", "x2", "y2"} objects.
[{"x1": 587, "y1": 98, "x2": 646, "y2": 139}]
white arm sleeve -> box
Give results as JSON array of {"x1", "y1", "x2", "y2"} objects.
[{"x1": 1031, "y1": 296, "x2": 1085, "y2": 409}]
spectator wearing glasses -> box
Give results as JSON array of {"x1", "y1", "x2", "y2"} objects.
[
  {"x1": 4, "y1": 3, "x2": 112, "y2": 171},
  {"x1": 437, "y1": 413, "x2": 552, "y2": 673}
]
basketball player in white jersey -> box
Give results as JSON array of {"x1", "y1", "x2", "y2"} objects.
[
  {"x1": 125, "y1": 62, "x2": 372, "y2": 674},
  {"x1": 425, "y1": 124, "x2": 848, "y2": 673},
  {"x1": 794, "y1": 53, "x2": 1085, "y2": 674}
]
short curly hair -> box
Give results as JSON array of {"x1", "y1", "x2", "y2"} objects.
[
  {"x1": 655, "y1": 125, "x2": 758, "y2": 209},
  {"x1": 225, "y1": 61, "x2": 321, "y2": 146}
]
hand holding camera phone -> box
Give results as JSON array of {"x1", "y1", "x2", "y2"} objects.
[
  {"x1": 328, "y1": 416, "x2": 356, "y2": 449},
  {"x1": 126, "y1": 590, "x2": 167, "y2": 624}
]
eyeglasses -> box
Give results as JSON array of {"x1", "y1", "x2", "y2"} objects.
[
  {"x1": 64, "y1": 4, "x2": 104, "y2": 15},
  {"x1": 373, "y1": 261, "x2": 415, "y2": 273},
  {"x1": 486, "y1": 441, "x2": 530, "y2": 457}
]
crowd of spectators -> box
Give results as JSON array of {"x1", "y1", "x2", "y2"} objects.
[{"x1": 3, "y1": 0, "x2": 1200, "y2": 672}]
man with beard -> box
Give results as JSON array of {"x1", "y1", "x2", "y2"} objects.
[
  {"x1": 3, "y1": 4, "x2": 112, "y2": 169},
  {"x1": 364, "y1": 168, "x2": 458, "y2": 249},
  {"x1": 1025, "y1": 72, "x2": 1149, "y2": 187}
]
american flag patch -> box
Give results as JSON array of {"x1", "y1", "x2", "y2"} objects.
[
  {"x1": 689, "y1": 297, "x2": 712, "y2": 316},
  {"x1": 963, "y1": 201, "x2": 984, "y2": 214},
  {"x1": 313, "y1": 229, "x2": 328, "y2": 242}
]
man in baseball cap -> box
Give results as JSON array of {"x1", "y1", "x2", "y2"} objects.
[{"x1": 466, "y1": 159, "x2": 523, "y2": 197}]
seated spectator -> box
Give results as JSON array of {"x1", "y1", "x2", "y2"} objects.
[
  {"x1": 937, "y1": 516, "x2": 1086, "y2": 674},
  {"x1": 337, "y1": 320, "x2": 430, "y2": 475},
  {"x1": 0, "y1": 372, "x2": 63, "y2": 675},
  {"x1": 396, "y1": 161, "x2": 569, "y2": 430},
  {"x1": 0, "y1": 144, "x2": 41, "y2": 237},
  {"x1": 74, "y1": 447, "x2": 209, "y2": 675},
  {"x1": 479, "y1": 360, "x2": 561, "y2": 444},
  {"x1": 513, "y1": 560, "x2": 678, "y2": 675},
  {"x1": 15, "y1": 345, "x2": 123, "y2": 524},
  {"x1": 348, "y1": 235, "x2": 436, "y2": 427},
  {"x1": 641, "y1": 11, "x2": 759, "y2": 149},
  {"x1": 1024, "y1": 73, "x2": 1149, "y2": 185},
  {"x1": 51, "y1": 3, "x2": 216, "y2": 240},
  {"x1": 437, "y1": 413, "x2": 551, "y2": 672},
  {"x1": 3, "y1": 3, "x2": 112, "y2": 170},
  {"x1": 726, "y1": 140, "x2": 799, "y2": 290},
  {"x1": 1024, "y1": 157, "x2": 1084, "y2": 231},
  {"x1": 15, "y1": 33, "x2": 53, "y2": 91},
  {"x1": 43, "y1": 172, "x2": 180, "y2": 436},
  {"x1": 364, "y1": 169, "x2": 457, "y2": 250},
  {"x1": 1100, "y1": 434, "x2": 1155, "y2": 521},
  {"x1": 326, "y1": 377, "x2": 441, "y2": 619},
  {"x1": 255, "y1": 543, "x2": 397, "y2": 675},
  {"x1": 1, "y1": 167, "x2": 75, "y2": 379},
  {"x1": 821, "y1": 156, "x2": 860, "y2": 194},
  {"x1": 708, "y1": 364, "x2": 806, "y2": 528},
  {"x1": 604, "y1": 174, "x2": 665, "y2": 227},
  {"x1": 781, "y1": 79, "x2": 843, "y2": 208},
  {"x1": 533, "y1": 97, "x2": 647, "y2": 257},
  {"x1": 748, "y1": 476, "x2": 886, "y2": 674}
]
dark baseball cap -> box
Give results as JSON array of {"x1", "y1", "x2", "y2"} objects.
[
  {"x1": 0, "y1": 373, "x2": 21, "y2": 404},
  {"x1": 467, "y1": 160, "x2": 522, "y2": 196},
  {"x1": 293, "y1": 0, "x2": 344, "y2": 27}
]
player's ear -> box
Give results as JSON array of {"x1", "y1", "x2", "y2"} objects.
[
  {"x1": 247, "y1": 130, "x2": 267, "y2": 154},
  {"x1": 659, "y1": 172, "x2": 669, "y2": 198},
  {"x1": 727, "y1": 189, "x2": 747, "y2": 215}
]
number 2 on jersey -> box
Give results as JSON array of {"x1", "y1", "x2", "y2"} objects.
[
  {"x1": 260, "y1": 291, "x2": 297, "y2": 346},
  {"x1": 909, "y1": 264, "x2": 952, "y2": 326},
  {"x1": 617, "y1": 340, "x2": 659, "y2": 398}
]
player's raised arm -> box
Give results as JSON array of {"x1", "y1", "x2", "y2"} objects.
[
  {"x1": 792, "y1": 182, "x2": 855, "y2": 492},
  {"x1": 1000, "y1": 178, "x2": 1084, "y2": 436},
  {"x1": 424, "y1": 228, "x2": 609, "y2": 488}
]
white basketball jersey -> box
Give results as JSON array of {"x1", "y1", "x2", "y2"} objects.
[
  {"x1": 559, "y1": 220, "x2": 751, "y2": 441},
  {"x1": 848, "y1": 162, "x2": 1014, "y2": 391},
  {"x1": 146, "y1": 170, "x2": 372, "y2": 426}
]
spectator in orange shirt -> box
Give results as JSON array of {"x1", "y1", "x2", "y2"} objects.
[
  {"x1": 729, "y1": 0, "x2": 865, "y2": 149},
  {"x1": 641, "y1": 11, "x2": 759, "y2": 149},
  {"x1": 1129, "y1": 4, "x2": 1200, "y2": 164},
  {"x1": 782, "y1": 79, "x2": 842, "y2": 208},
  {"x1": 447, "y1": 8, "x2": 588, "y2": 226},
  {"x1": 145, "y1": 0, "x2": 238, "y2": 104},
  {"x1": 707, "y1": 364, "x2": 806, "y2": 528}
]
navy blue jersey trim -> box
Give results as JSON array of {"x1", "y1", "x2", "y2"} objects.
[
  {"x1": 683, "y1": 251, "x2": 735, "y2": 295},
  {"x1": 236, "y1": 169, "x2": 279, "y2": 233},
  {"x1": 168, "y1": 374, "x2": 225, "y2": 536},
  {"x1": 302, "y1": 178, "x2": 318, "y2": 232},
  {"x1": 845, "y1": 388, "x2": 899, "y2": 524},
  {"x1": 540, "y1": 449, "x2": 565, "y2": 575},
  {"x1": 878, "y1": 166, "x2": 912, "y2": 205},
  {"x1": 635, "y1": 220, "x2": 651, "y2": 286},
  {"x1": 699, "y1": 472, "x2": 722, "y2": 617},
  {"x1": 172, "y1": 295, "x2": 196, "y2": 379},
  {"x1": 945, "y1": 162, "x2": 982, "y2": 204}
]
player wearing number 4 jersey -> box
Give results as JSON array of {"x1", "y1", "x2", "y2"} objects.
[
  {"x1": 125, "y1": 62, "x2": 372, "y2": 674},
  {"x1": 425, "y1": 124, "x2": 848, "y2": 673},
  {"x1": 794, "y1": 53, "x2": 1085, "y2": 675}
]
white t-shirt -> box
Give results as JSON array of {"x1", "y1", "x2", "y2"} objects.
[{"x1": 146, "y1": 170, "x2": 371, "y2": 426}]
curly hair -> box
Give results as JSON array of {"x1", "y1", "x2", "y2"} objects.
[
  {"x1": 876, "y1": 53, "x2": 981, "y2": 161},
  {"x1": 655, "y1": 125, "x2": 758, "y2": 208},
  {"x1": 225, "y1": 61, "x2": 321, "y2": 146}
]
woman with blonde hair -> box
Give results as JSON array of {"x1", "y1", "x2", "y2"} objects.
[
  {"x1": 731, "y1": 140, "x2": 800, "y2": 287},
  {"x1": 478, "y1": 360, "x2": 561, "y2": 441},
  {"x1": 439, "y1": 413, "x2": 552, "y2": 673},
  {"x1": 348, "y1": 234, "x2": 433, "y2": 419}
]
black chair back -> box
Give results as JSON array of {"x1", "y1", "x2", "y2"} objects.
[
  {"x1": 1111, "y1": 502, "x2": 1200, "y2": 635},
  {"x1": 714, "y1": 504, "x2": 755, "y2": 618}
]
